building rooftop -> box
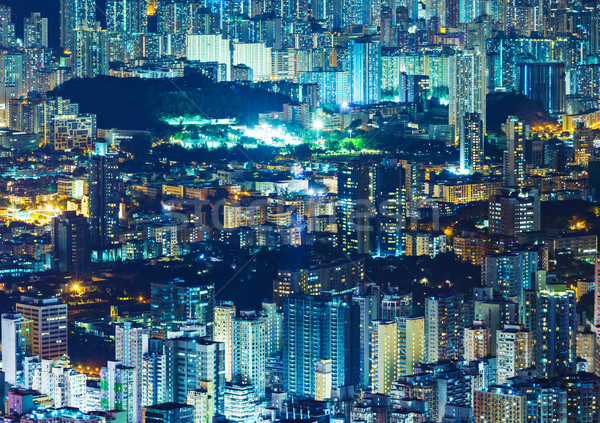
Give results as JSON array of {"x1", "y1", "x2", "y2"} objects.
[
  {"x1": 18, "y1": 295, "x2": 63, "y2": 306},
  {"x1": 145, "y1": 403, "x2": 192, "y2": 411}
]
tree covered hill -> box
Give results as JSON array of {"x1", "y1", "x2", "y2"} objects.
[
  {"x1": 50, "y1": 75, "x2": 292, "y2": 130},
  {"x1": 486, "y1": 92, "x2": 558, "y2": 134}
]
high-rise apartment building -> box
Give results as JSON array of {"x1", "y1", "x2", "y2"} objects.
[
  {"x1": 337, "y1": 162, "x2": 371, "y2": 255},
  {"x1": 563, "y1": 374, "x2": 600, "y2": 423},
  {"x1": 116, "y1": 323, "x2": 150, "y2": 369},
  {"x1": 283, "y1": 294, "x2": 350, "y2": 398},
  {"x1": 106, "y1": 0, "x2": 148, "y2": 33},
  {"x1": 89, "y1": 142, "x2": 119, "y2": 253},
  {"x1": 232, "y1": 42, "x2": 272, "y2": 82},
  {"x1": 464, "y1": 323, "x2": 491, "y2": 361},
  {"x1": 8, "y1": 97, "x2": 44, "y2": 134},
  {"x1": 164, "y1": 337, "x2": 225, "y2": 414},
  {"x1": 1, "y1": 53, "x2": 24, "y2": 101},
  {"x1": 24, "y1": 13, "x2": 48, "y2": 49},
  {"x1": 369, "y1": 320, "x2": 398, "y2": 395},
  {"x1": 460, "y1": 0, "x2": 480, "y2": 23},
  {"x1": 397, "y1": 316, "x2": 425, "y2": 377},
  {"x1": 425, "y1": 293, "x2": 466, "y2": 363},
  {"x1": 41, "y1": 97, "x2": 80, "y2": 144},
  {"x1": 150, "y1": 279, "x2": 215, "y2": 336},
  {"x1": 453, "y1": 231, "x2": 483, "y2": 265},
  {"x1": 535, "y1": 284, "x2": 577, "y2": 378},
  {"x1": 404, "y1": 232, "x2": 447, "y2": 257},
  {"x1": 342, "y1": 0, "x2": 362, "y2": 26},
  {"x1": 1, "y1": 313, "x2": 30, "y2": 386},
  {"x1": 573, "y1": 124, "x2": 595, "y2": 166},
  {"x1": 459, "y1": 113, "x2": 484, "y2": 172},
  {"x1": 504, "y1": 116, "x2": 528, "y2": 187},
  {"x1": 488, "y1": 37, "x2": 553, "y2": 90},
  {"x1": 16, "y1": 296, "x2": 68, "y2": 360},
  {"x1": 116, "y1": 322, "x2": 149, "y2": 423},
  {"x1": 213, "y1": 302, "x2": 236, "y2": 382},
  {"x1": 379, "y1": 7, "x2": 395, "y2": 46},
  {"x1": 0, "y1": 5, "x2": 15, "y2": 48},
  {"x1": 141, "y1": 338, "x2": 166, "y2": 408},
  {"x1": 232, "y1": 311, "x2": 266, "y2": 400},
  {"x1": 373, "y1": 163, "x2": 405, "y2": 257},
  {"x1": 60, "y1": 0, "x2": 96, "y2": 49},
  {"x1": 482, "y1": 250, "x2": 539, "y2": 299},
  {"x1": 36, "y1": 358, "x2": 87, "y2": 409},
  {"x1": 186, "y1": 35, "x2": 231, "y2": 81},
  {"x1": 53, "y1": 211, "x2": 90, "y2": 273},
  {"x1": 488, "y1": 187, "x2": 540, "y2": 236},
  {"x1": 576, "y1": 324, "x2": 599, "y2": 374},
  {"x1": 159, "y1": 2, "x2": 214, "y2": 35},
  {"x1": 474, "y1": 298, "x2": 519, "y2": 355},
  {"x1": 516, "y1": 61, "x2": 566, "y2": 115},
  {"x1": 101, "y1": 361, "x2": 137, "y2": 423},
  {"x1": 449, "y1": 48, "x2": 486, "y2": 140},
  {"x1": 71, "y1": 22, "x2": 109, "y2": 78},
  {"x1": 496, "y1": 325, "x2": 533, "y2": 385},
  {"x1": 261, "y1": 301, "x2": 283, "y2": 356},
  {"x1": 350, "y1": 289, "x2": 380, "y2": 390},
  {"x1": 349, "y1": 40, "x2": 381, "y2": 105}
]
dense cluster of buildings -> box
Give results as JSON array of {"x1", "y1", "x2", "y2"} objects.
[
  {"x1": 1, "y1": 265, "x2": 600, "y2": 422},
  {"x1": 1, "y1": 0, "x2": 600, "y2": 423},
  {"x1": 0, "y1": 0, "x2": 600, "y2": 144},
  {"x1": 2, "y1": 126, "x2": 579, "y2": 275},
  {"x1": 1, "y1": 135, "x2": 600, "y2": 421}
]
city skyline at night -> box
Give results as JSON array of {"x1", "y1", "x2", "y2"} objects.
[{"x1": 0, "y1": 0, "x2": 598, "y2": 423}]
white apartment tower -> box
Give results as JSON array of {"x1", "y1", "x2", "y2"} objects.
[
  {"x1": 115, "y1": 322, "x2": 149, "y2": 423},
  {"x1": 232, "y1": 311, "x2": 266, "y2": 400},
  {"x1": 496, "y1": 325, "x2": 533, "y2": 385}
]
